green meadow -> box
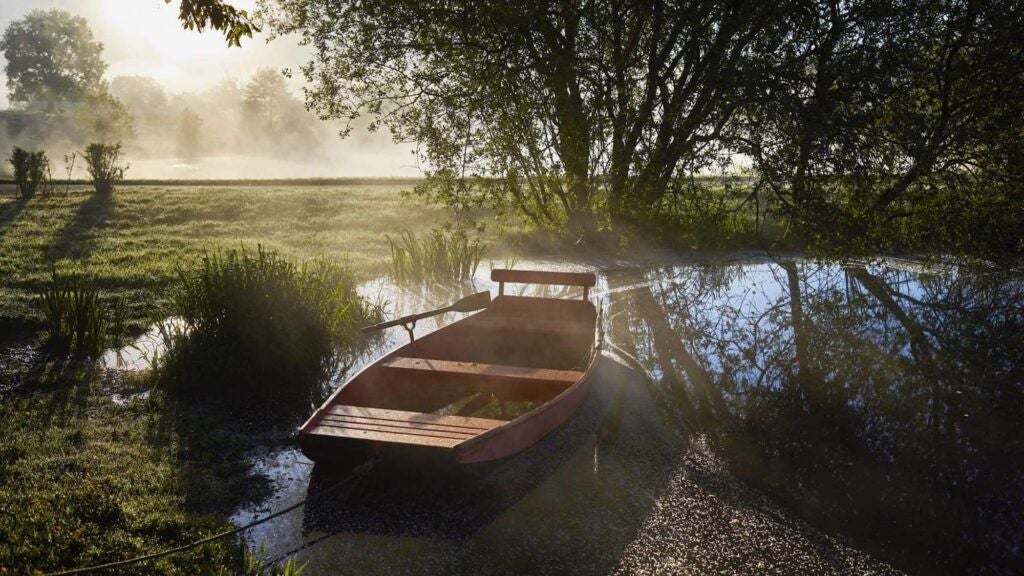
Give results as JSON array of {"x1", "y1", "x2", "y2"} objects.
[{"x1": 0, "y1": 184, "x2": 447, "y2": 331}]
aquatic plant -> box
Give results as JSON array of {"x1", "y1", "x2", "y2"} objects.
[
  {"x1": 37, "y1": 269, "x2": 126, "y2": 357},
  {"x1": 387, "y1": 227, "x2": 487, "y2": 285},
  {"x1": 155, "y1": 246, "x2": 383, "y2": 415}
]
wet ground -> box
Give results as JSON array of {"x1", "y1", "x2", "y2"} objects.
[{"x1": 219, "y1": 255, "x2": 1023, "y2": 575}]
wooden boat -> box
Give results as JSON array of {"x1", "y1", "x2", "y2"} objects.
[{"x1": 299, "y1": 269, "x2": 601, "y2": 464}]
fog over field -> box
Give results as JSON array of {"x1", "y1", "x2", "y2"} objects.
[{"x1": 0, "y1": 0, "x2": 418, "y2": 178}]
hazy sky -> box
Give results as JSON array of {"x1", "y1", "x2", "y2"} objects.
[
  {"x1": 0, "y1": 1, "x2": 418, "y2": 176},
  {"x1": 0, "y1": 0, "x2": 308, "y2": 107}
]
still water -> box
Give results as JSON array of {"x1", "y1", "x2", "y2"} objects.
[{"x1": 230, "y1": 256, "x2": 1023, "y2": 575}]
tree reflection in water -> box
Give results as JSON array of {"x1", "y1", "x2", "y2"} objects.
[{"x1": 606, "y1": 259, "x2": 1024, "y2": 574}]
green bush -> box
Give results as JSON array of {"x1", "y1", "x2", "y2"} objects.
[
  {"x1": 387, "y1": 227, "x2": 487, "y2": 285},
  {"x1": 9, "y1": 146, "x2": 49, "y2": 199},
  {"x1": 37, "y1": 269, "x2": 126, "y2": 358},
  {"x1": 82, "y1": 142, "x2": 128, "y2": 194},
  {"x1": 154, "y1": 246, "x2": 383, "y2": 416}
]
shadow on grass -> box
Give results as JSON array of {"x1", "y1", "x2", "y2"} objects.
[
  {"x1": 46, "y1": 192, "x2": 115, "y2": 261},
  {"x1": 0, "y1": 348, "x2": 281, "y2": 574},
  {"x1": 0, "y1": 196, "x2": 29, "y2": 243}
]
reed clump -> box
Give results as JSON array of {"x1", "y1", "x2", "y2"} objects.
[
  {"x1": 37, "y1": 270, "x2": 126, "y2": 358},
  {"x1": 387, "y1": 228, "x2": 487, "y2": 285},
  {"x1": 154, "y1": 246, "x2": 383, "y2": 415}
]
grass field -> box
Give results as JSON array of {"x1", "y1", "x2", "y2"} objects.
[
  {"x1": 0, "y1": 184, "x2": 455, "y2": 575},
  {"x1": 0, "y1": 185, "x2": 448, "y2": 331}
]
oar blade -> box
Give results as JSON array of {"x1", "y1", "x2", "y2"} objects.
[
  {"x1": 450, "y1": 290, "x2": 491, "y2": 312},
  {"x1": 360, "y1": 291, "x2": 491, "y2": 334}
]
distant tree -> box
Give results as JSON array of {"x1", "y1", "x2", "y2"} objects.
[
  {"x1": 177, "y1": 109, "x2": 204, "y2": 161},
  {"x1": 74, "y1": 90, "x2": 134, "y2": 143},
  {"x1": 264, "y1": 1, "x2": 786, "y2": 235},
  {"x1": 243, "y1": 68, "x2": 291, "y2": 132},
  {"x1": 0, "y1": 10, "x2": 107, "y2": 111},
  {"x1": 166, "y1": 0, "x2": 258, "y2": 47},
  {"x1": 110, "y1": 76, "x2": 169, "y2": 116},
  {"x1": 241, "y1": 68, "x2": 323, "y2": 152}
]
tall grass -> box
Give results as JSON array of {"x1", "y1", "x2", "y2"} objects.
[
  {"x1": 154, "y1": 246, "x2": 383, "y2": 416},
  {"x1": 387, "y1": 228, "x2": 487, "y2": 285},
  {"x1": 37, "y1": 270, "x2": 125, "y2": 357}
]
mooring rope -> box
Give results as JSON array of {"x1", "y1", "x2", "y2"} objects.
[{"x1": 42, "y1": 458, "x2": 377, "y2": 576}]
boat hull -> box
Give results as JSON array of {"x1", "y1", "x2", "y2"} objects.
[{"x1": 300, "y1": 271, "x2": 600, "y2": 465}]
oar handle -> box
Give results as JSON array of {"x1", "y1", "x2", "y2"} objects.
[
  {"x1": 360, "y1": 291, "x2": 491, "y2": 336},
  {"x1": 360, "y1": 307, "x2": 449, "y2": 334}
]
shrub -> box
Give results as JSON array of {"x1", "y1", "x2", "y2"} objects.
[
  {"x1": 155, "y1": 246, "x2": 383, "y2": 416},
  {"x1": 82, "y1": 142, "x2": 128, "y2": 194},
  {"x1": 9, "y1": 147, "x2": 49, "y2": 199},
  {"x1": 387, "y1": 227, "x2": 487, "y2": 285},
  {"x1": 37, "y1": 270, "x2": 126, "y2": 358}
]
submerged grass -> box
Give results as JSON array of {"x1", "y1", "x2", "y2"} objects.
[
  {"x1": 152, "y1": 246, "x2": 383, "y2": 417},
  {"x1": 387, "y1": 227, "x2": 487, "y2": 285}
]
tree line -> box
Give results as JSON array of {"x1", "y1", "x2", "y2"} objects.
[{"x1": 0, "y1": 8, "x2": 326, "y2": 165}]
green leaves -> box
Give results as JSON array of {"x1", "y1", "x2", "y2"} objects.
[
  {"x1": 0, "y1": 9, "x2": 107, "y2": 109},
  {"x1": 168, "y1": 0, "x2": 259, "y2": 48}
]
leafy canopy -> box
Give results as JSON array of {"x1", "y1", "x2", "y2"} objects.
[
  {"x1": 263, "y1": 0, "x2": 784, "y2": 235},
  {"x1": 0, "y1": 9, "x2": 107, "y2": 110}
]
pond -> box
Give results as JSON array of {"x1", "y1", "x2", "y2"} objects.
[{"x1": 230, "y1": 255, "x2": 1023, "y2": 575}]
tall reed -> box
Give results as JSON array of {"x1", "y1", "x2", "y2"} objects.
[
  {"x1": 155, "y1": 246, "x2": 383, "y2": 416},
  {"x1": 37, "y1": 270, "x2": 125, "y2": 357},
  {"x1": 387, "y1": 228, "x2": 487, "y2": 285}
]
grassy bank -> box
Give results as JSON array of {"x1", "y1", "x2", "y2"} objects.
[
  {"x1": 0, "y1": 185, "x2": 445, "y2": 331},
  {"x1": 0, "y1": 184, "x2": 448, "y2": 575}
]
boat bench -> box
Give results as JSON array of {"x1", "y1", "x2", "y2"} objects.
[
  {"x1": 381, "y1": 357, "x2": 583, "y2": 392},
  {"x1": 466, "y1": 316, "x2": 594, "y2": 336},
  {"x1": 309, "y1": 405, "x2": 504, "y2": 448}
]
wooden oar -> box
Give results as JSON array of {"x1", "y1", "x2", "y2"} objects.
[{"x1": 361, "y1": 290, "x2": 491, "y2": 340}]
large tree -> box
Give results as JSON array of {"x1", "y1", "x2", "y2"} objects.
[
  {"x1": 0, "y1": 9, "x2": 107, "y2": 111},
  {"x1": 263, "y1": 0, "x2": 787, "y2": 235}
]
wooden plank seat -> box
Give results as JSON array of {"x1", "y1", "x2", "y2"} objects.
[
  {"x1": 379, "y1": 357, "x2": 585, "y2": 402},
  {"x1": 381, "y1": 356, "x2": 583, "y2": 387},
  {"x1": 309, "y1": 405, "x2": 504, "y2": 448},
  {"x1": 463, "y1": 316, "x2": 594, "y2": 336}
]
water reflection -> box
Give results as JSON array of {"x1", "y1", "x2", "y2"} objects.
[{"x1": 606, "y1": 259, "x2": 1024, "y2": 574}]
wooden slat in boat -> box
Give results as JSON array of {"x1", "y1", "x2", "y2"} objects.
[
  {"x1": 464, "y1": 316, "x2": 594, "y2": 336},
  {"x1": 381, "y1": 357, "x2": 582, "y2": 386},
  {"x1": 308, "y1": 406, "x2": 504, "y2": 448}
]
